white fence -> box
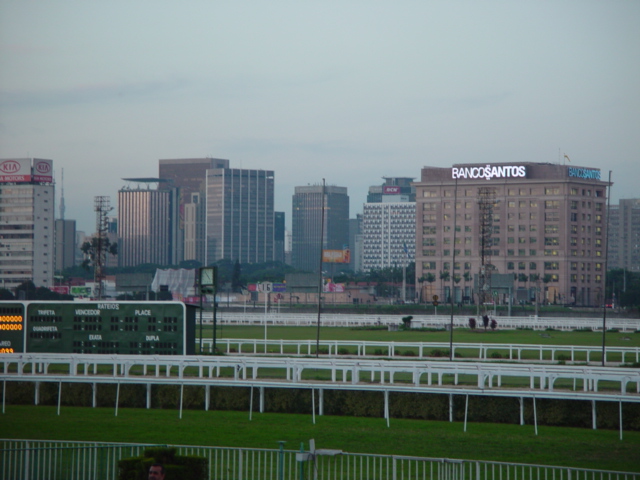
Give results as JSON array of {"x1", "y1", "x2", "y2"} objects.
[
  {"x1": 198, "y1": 338, "x2": 640, "y2": 364},
  {"x1": 1, "y1": 439, "x2": 638, "y2": 480},
  {"x1": 205, "y1": 311, "x2": 640, "y2": 332}
]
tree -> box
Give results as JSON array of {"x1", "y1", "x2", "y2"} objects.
[
  {"x1": 232, "y1": 259, "x2": 243, "y2": 291},
  {"x1": 80, "y1": 237, "x2": 118, "y2": 271}
]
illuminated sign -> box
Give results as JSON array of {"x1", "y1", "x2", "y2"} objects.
[
  {"x1": 452, "y1": 165, "x2": 526, "y2": 180},
  {"x1": 568, "y1": 167, "x2": 600, "y2": 180},
  {"x1": 383, "y1": 186, "x2": 401, "y2": 194}
]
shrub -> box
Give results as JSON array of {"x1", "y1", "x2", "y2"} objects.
[
  {"x1": 401, "y1": 315, "x2": 413, "y2": 329},
  {"x1": 490, "y1": 352, "x2": 502, "y2": 359},
  {"x1": 402, "y1": 350, "x2": 417, "y2": 357},
  {"x1": 338, "y1": 347, "x2": 350, "y2": 355}
]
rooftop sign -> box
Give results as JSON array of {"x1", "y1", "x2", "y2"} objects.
[
  {"x1": 568, "y1": 167, "x2": 600, "y2": 180},
  {"x1": 452, "y1": 165, "x2": 526, "y2": 181}
]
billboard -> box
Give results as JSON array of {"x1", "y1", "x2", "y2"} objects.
[
  {"x1": 0, "y1": 158, "x2": 31, "y2": 183},
  {"x1": 383, "y1": 186, "x2": 401, "y2": 194},
  {"x1": 322, "y1": 249, "x2": 351, "y2": 263},
  {"x1": 32, "y1": 159, "x2": 53, "y2": 183}
]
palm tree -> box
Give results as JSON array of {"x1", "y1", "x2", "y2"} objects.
[{"x1": 439, "y1": 270, "x2": 450, "y2": 301}]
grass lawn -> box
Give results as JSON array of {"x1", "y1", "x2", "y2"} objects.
[
  {"x1": 212, "y1": 325, "x2": 640, "y2": 347},
  {"x1": 2, "y1": 405, "x2": 639, "y2": 472}
]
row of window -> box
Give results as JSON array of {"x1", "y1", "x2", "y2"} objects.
[{"x1": 422, "y1": 187, "x2": 604, "y2": 198}]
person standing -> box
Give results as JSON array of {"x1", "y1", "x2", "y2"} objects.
[{"x1": 149, "y1": 464, "x2": 165, "y2": 480}]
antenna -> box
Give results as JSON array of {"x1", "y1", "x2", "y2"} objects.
[{"x1": 59, "y1": 168, "x2": 66, "y2": 220}]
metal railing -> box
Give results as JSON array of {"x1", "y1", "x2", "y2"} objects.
[
  {"x1": 205, "y1": 312, "x2": 640, "y2": 332},
  {"x1": 1, "y1": 440, "x2": 638, "y2": 480},
  {"x1": 197, "y1": 338, "x2": 640, "y2": 364}
]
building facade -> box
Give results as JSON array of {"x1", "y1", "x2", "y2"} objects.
[
  {"x1": 361, "y1": 177, "x2": 416, "y2": 273},
  {"x1": 414, "y1": 162, "x2": 610, "y2": 307},
  {"x1": 183, "y1": 192, "x2": 206, "y2": 264},
  {"x1": 292, "y1": 185, "x2": 349, "y2": 272},
  {"x1": 608, "y1": 198, "x2": 640, "y2": 272},
  {"x1": 362, "y1": 202, "x2": 416, "y2": 272},
  {"x1": 117, "y1": 180, "x2": 180, "y2": 267},
  {"x1": 54, "y1": 219, "x2": 76, "y2": 272},
  {"x1": 205, "y1": 168, "x2": 275, "y2": 264},
  {"x1": 0, "y1": 158, "x2": 55, "y2": 291}
]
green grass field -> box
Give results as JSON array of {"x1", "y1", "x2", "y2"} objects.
[{"x1": 2, "y1": 405, "x2": 640, "y2": 472}]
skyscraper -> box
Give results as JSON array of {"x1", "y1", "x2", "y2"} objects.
[
  {"x1": 205, "y1": 168, "x2": 275, "y2": 264},
  {"x1": 292, "y1": 185, "x2": 349, "y2": 272},
  {"x1": 608, "y1": 198, "x2": 640, "y2": 272},
  {"x1": 361, "y1": 178, "x2": 416, "y2": 273},
  {"x1": 117, "y1": 179, "x2": 180, "y2": 267},
  {"x1": 0, "y1": 158, "x2": 55, "y2": 290}
]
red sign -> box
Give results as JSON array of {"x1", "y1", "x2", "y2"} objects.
[
  {"x1": 33, "y1": 159, "x2": 53, "y2": 183},
  {"x1": 0, "y1": 158, "x2": 31, "y2": 183}
]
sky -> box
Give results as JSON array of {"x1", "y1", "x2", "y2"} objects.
[{"x1": 1, "y1": 1, "x2": 638, "y2": 234}]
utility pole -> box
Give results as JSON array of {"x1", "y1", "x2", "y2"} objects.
[{"x1": 93, "y1": 196, "x2": 112, "y2": 300}]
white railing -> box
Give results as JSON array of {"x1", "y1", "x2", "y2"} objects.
[
  {"x1": 203, "y1": 311, "x2": 640, "y2": 332},
  {"x1": 3, "y1": 353, "x2": 640, "y2": 398},
  {"x1": 1, "y1": 439, "x2": 638, "y2": 480},
  {"x1": 197, "y1": 338, "x2": 640, "y2": 364}
]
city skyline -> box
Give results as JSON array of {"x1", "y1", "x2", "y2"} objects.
[{"x1": 1, "y1": 1, "x2": 638, "y2": 233}]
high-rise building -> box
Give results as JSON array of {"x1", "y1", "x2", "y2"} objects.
[
  {"x1": 292, "y1": 185, "x2": 349, "y2": 272},
  {"x1": 205, "y1": 168, "x2": 275, "y2": 264},
  {"x1": 274, "y1": 212, "x2": 286, "y2": 264},
  {"x1": 414, "y1": 162, "x2": 611, "y2": 307},
  {"x1": 608, "y1": 199, "x2": 640, "y2": 272},
  {"x1": 117, "y1": 179, "x2": 181, "y2": 267},
  {"x1": 0, "y1": 158, "x2": 55, "y2": 291},
  {"x1": 54, "y1": 219, "x2": 76, "y2": 272},
  {"x1": 361, "y1": 178, "x2": 416, "y2": 273},
  {"x1": 158, "y1": 157, "x2": 230, "y2": 199},
  {"x1": 362, "y1": 202, "x2": 415, "y2": 272},
  {"x1": 183, "y1": 192, "x2": 206, "y2": 264}
]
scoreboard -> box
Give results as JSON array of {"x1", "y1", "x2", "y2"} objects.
[{"x1": 0, "y1": 301, "x2": 196, "y2": 355}]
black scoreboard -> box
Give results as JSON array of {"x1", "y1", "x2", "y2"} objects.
[{"x1": 0, "y1": 301, "x2": 196, "y2": 355}]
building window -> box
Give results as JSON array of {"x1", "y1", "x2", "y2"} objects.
[
  {"x1": 423, "y1": 238, "x2": 436, "y2": 246},
  {"x1": 545, "y1": 200, "x2": 560, "y2": 209},
  {"x1": 530, "y1": 262, "x2": 537, "y2": 270},
  {"x1": 544, "y1": 262, "x2": 560, "y2": 270},
  {"x1": 544, "y1": 237, "x2": 559, "y2": 246},
  {"x1": 530, "y1": 249, "x2": 537, "y2": 256},
  {"x1": 423, "y1": 226, "x2": 437, "y2": 234},
  {"x1": 545, "y1": 187, "x2": 560, "y2": 195},
  {"x1": 544, "y1": 249, "x2": 559, "y2": 256},
  {"x1": 530, "y1": 200, "x2": 538, "y2": 208},
  {"x1": 423, "y1": 250, "x2": 437, "y2": 256},
  {"x1": 545, "y1": 212, "x2": 559, "y2": 221},
  {"x1": 518, "y1": 249, "x2": 526, "y2": 256},
  {"x1": 422, "y1": 261, "x2": 436, "y2": 269},
  {"x1": 507, "y1": 262, "x2": 515, "y2": 270}
]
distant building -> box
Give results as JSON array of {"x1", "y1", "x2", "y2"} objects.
[
  {"x1": 608, "y1": 198, "x2": 640, "y2": 272},
  {"x1": 54, "y1": 219, "x2": 76, "y2": 272},
  {"x1": 292, "y1": 185, "x2": 349, "y2": 272},
  {"x1": 362, "y1": 202, "x2": 415, "y2": 272},
  {"x1": 361, "y1": 178, "x2": 416, "y2": 273},
  {"x1": 183, "y1": 192, "x2": 206, "y2": 264},
  {"x1": 205, "y1": 167, "x2": 275, "y2": 264},
  {"x1": 414, "y1": 162, "x2": 611, "y2": 307},
  {"x1": 117, "y1": 179, "x2": 181, "y2": 267},
  {"x1": 0, "y1": 158, "x2": 55, "y2": 290},
  {"x1": 274, "y1": 211, "x2": 286, "y2": 263}
]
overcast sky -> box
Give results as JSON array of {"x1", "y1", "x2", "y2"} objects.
[{"x1": 1, "y1": 1, "x2": 638, "y2": 233}]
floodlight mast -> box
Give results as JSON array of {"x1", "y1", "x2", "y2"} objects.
[{"x1": 93, "y1": 196, "x2": 112, "y2": 300}]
